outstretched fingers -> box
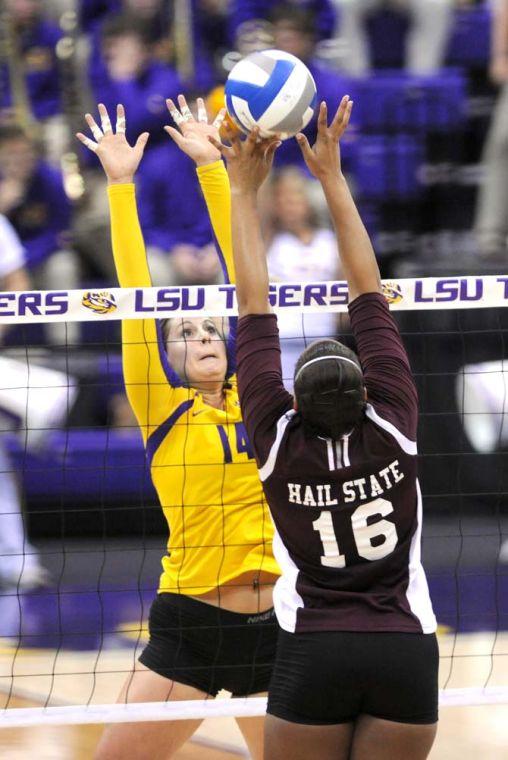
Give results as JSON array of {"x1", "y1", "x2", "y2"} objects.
[
  {"x1": 196, "y1": 97, "x2": 208, "y2": 123},
  {"x1": 330, "y1": 95, "x2": 353, "y2": 137},
  {"x1": 295, "y1": 131, "x2": 313, "y2": 161},
  {"x1": 263, "y1": 137, "x2": 281, "y2": 162},
  {"x1": 245, "y1": 125, "x2": 260, "y2": 154},
  {"x1": 166, "y1": 98, "x2": 185, "y2": 128},
  {"x1": 79, "y1": 102, "x2": 125, "y2": 151},
  {"x1": 85, "y1": 112, "x2": 103, "y2": 142},
  {"x1": 116, "y1": 103, "x2": 126, "y2": 134},
  {"x1": 178, "y1": 94, "x2": 194, "y2": 123},
  {"x1": 134, "y1": 132, "x2": 150, "y2": 153},
  {"x1": 164, "y1": 124, "x2": 186, "y2": 148},
  {"x1": 223, "y1": 122, "x2": 242, "y2": 156},
  {"x1": 98, "y1": 103, "x2": 112, "y2": 134},
  {"x1": 207, "y1": 134, "x2": 233, "y2": 159},
  {"x1": 212, "y1": 108, "x2": 226, "y2": 131},
  {"x1": 76, "y1": 132, "x2": 98, "y2": 152},
  {"x1": 317, "y1": 100, "x2": 328, "y2": 133}
]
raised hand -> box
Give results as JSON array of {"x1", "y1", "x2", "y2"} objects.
[
  {"x1": 76, "y1": 103, "x2": 149, "y2": 184},
  {"x1": 165, "y1": 94, "x2": 226, "y2": 167},
  {"x1": 208, "y1": 125, "x2": 280, "y2": 194},
  {"x1": 296, "y1": 96, "x2": 353, "y2": 181}
]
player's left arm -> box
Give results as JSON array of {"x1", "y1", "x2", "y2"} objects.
[
  {"x1": 297, "y1": 97, "x2": 381, "y2": 302},
  {"x1": 296, "y1": 98, "x2": 416, "y2": 438}
]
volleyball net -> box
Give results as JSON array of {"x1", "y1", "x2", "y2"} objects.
[{"x1": 0, "y1": 275, "x2": 506, "y2": 728}]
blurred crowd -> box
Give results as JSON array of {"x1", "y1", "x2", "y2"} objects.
[{"x1": 0, "y1": 0, "x2": 502, "y2": 318}]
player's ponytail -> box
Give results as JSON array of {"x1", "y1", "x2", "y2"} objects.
[{"x1": 294, "y1": 340, "x2": 365, "y2": 439}]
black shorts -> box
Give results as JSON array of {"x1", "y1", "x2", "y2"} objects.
[
  {"x1": 139, "y1": 592, "x2": 278, "y2": 696},
  {"x1": 267, "y1": 629, "x2": 439, "y2": 725}
]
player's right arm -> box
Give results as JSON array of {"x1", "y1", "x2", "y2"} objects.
[
  {"x1": 204, "y1": 126, "x2": 293, "y2": 461},
  {"x1": 77, "y1": 103, "x2": 175, "y2": 442},
  {"x1": 164, "y1": 95, "x2": 241, "y2": 364},
  {"x1": 296, "y1": 97, "x2": 381, "y2": 302},
  {"x1": 297, "y1": 98, "x2": 416, "y2": 438}
]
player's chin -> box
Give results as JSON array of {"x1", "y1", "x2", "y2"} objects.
[{"x1": 189, "y1": 358, "x2": 227, "y2": 383}]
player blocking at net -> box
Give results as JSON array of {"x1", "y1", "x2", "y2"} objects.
[
  {"x1": 77, "y1": 100, "x2": 280, "y2": 760},
  {"x1": 209, "y1": 98, "x2": 439, "y2": 759}
]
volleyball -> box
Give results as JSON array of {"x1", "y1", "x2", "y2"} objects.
[{"x1": 225, "y1": 49, "x2": 317, "y2": 140}]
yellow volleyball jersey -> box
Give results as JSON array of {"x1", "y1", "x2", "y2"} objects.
[{"x1": 108, "y1": 162, "x2": 280, "y2": 595}]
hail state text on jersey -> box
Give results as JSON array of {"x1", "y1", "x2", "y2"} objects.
[{"x1": 287, "y1": 459, "x2": 405, "y2": 507}]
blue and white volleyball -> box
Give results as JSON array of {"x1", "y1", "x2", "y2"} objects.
[{"x1": 225, "y1": 50, "x2": 317, "y2": 140}]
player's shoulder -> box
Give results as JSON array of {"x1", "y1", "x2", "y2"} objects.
[
  {"x1": 363, "y1": 403, "x2": 417, "y2": 456},
  {"x1": 170, "y1": 384, "x2": 198, "y2": 409}
]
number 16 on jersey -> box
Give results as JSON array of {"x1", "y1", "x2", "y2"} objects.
[{"x1": 313, "y1": 498, "x2": 399, "y2": 567}]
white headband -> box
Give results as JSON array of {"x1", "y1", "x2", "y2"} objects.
[{"x1": 294, "y1": 355, "x2": 362, "y2": 383}]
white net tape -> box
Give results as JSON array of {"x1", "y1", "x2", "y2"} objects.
[{"x1": 0, "y1": 275, "x2": 507, "y2": 325}]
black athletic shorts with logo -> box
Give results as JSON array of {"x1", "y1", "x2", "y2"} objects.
[
  {"x1": 139, "y1": 592, "x2": 278, "y2": 696},
  {"x1": 267, "y1": 629, "x2": 439, "y2": 725}
]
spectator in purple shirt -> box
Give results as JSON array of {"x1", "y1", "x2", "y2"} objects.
[
  {"x1": 0, "y1": 124, "x2": 80, "y2": 342},
  {"x1": 79, "y1": 0, "x2": 122, "y2": 33},
  {"x1": 229, "y1": 0, "x2": 336, "y2": 47},
  {"x1": 0, "y1": 0, "x2": 62, "y2": 121},
  {"x1": 211, "y1": 98, "x2": 438, "y2": 759},
  {"x1": 0, "y1": 0, "x2": 69, "y2": 163},
  {"x1": 266, "y1": 4, "x2": 356, "y2": 168},
  {"x1": 136, "y1": 138, "x2": 222, "y2": 285},
  {"x1": 85, "y1": 0, "x2": 214, "y2": 95},
  {"x1": 90, "y1": 14, "x2": 182, "y2": 149}
]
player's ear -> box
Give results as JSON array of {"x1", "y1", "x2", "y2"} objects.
[
  {"x1": 293, "y1": 399, "x2": 298, "y2": 411},
  {"x1": 363, "y1": 387, "x2": 368, "y2": 401}
]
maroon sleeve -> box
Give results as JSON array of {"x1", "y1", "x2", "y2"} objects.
[
  {"x1": 236, "y1": 314, "x2": 294, "y2": 465},
  {"x1": 348, "y1": 292, "x2": 418, "y2": 439}
]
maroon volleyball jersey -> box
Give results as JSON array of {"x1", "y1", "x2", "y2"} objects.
[{"x1": 236, "y1": 292, "x2": 436, "y2": 634}]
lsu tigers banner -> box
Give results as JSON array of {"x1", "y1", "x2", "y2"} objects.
[{"x1": 0, "y1": 276, "x2": 507, "y2": 324}]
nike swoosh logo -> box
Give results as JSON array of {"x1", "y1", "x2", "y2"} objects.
[{"x1": 192, "y1": 410, "x2": 206, "y2": 417}]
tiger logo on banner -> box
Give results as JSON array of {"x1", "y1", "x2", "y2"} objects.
[
  {"x1": 382, "y1": 282, "x2": 404, "y2": 305},
  {"x1": 81, "y1": 291, "x2": 117, "y2": 314}
]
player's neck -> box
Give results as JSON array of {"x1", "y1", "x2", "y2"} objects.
[{"x1": 201, "y1": 385, "x2": 226, "y2": 410}]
